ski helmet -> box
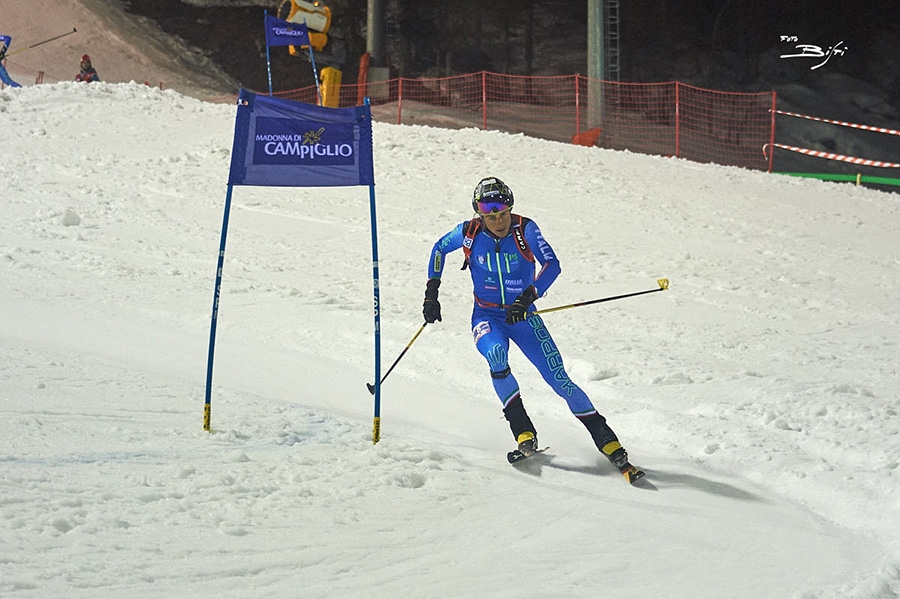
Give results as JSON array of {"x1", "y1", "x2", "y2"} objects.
[{"x1": 472, "y1": 177, "x2": 514, "y2": 213}]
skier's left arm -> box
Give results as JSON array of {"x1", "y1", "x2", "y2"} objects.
[
  {"x1": 505, "y1": 221, "x2": 561, "y2": 324},
  {"x1": 526, "y1": 221, "x2": 560, "y2": 297}
]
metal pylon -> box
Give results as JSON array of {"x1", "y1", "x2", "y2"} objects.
[{"x1": 604, "y1": 0, "x2": 620, "y2": 81}]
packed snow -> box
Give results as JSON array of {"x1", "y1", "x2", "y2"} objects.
[
  {"x1": 1, "y1": 0, "x2": 237, "y2": 96},
  {"x1": 1, "y1": 82, "x2": 899, "y2": 598}
]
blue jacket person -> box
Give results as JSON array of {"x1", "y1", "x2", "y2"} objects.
[{"x1": 423, "y1": 177, "x2": 639, "y2": 475}]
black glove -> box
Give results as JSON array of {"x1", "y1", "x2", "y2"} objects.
[
  {"x1": 422, "y1": 278, "x2": 442, "y2": 323},
  {"x1": 505, "y1": 286, "x2": 539, "y2": 324}
]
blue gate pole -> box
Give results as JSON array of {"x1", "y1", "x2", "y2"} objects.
[
  {"x1": 264, "y1": 10, "x2": 273, "y2": 96},
  {"x1": 369, "y1": 178, "x2": 382, "y2": 443},
  {"x1": 204, "y1": 184, "x2": 235, "y2": 431},
  {"x1": 367, "y1": 97, "x2": 381, "y2": 443},
  {"x1": 304, "y1": 20, "x2": 323, "y2": 106}
]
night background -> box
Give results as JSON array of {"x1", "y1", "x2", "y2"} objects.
[{"x1": 122, "y1": 0, "x2": 899, "y2": 112}]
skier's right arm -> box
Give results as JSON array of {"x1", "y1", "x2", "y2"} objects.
[
  {"x1": 423, "y1": 223, "x2": 465, "y2": 323},
  {"x1": 427, "y1": 222, "x2": 464, "y2": 279}
]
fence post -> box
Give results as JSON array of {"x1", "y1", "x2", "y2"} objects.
[
  {"x1": 397, "y1": 77, "x2": 403, "y2": 125},
  {"x1": 574, "y1": 75, "x2": 581, "y2": 137},
  {"x1": 674, "y1": 82, "x2": 681, "y2": 159},
  {"x1": 481, "y1": 71, "x2": 487, "y2": 130},
  {"x1": 767, "y1": 91, "x2": 777, "y2": 172}
]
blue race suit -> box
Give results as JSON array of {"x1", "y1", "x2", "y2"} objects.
[
  {"x1": 427, "y1": 214, "x2": 601, "y2": 418},
  {"x1": 0, "y1": 35, "x2": 22, "y2": 88}
]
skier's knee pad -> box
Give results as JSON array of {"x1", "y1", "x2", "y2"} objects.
[{"x1": 490, "y1": 366, "x2": 511, "y2": 379}]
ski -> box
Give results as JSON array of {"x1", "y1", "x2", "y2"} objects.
[
  {"x1": 507, "y1": 446, "x2": 548, "y2": 464},
  {"x1": 507, "y1": 445, "x2": 647, "y2": 486}
]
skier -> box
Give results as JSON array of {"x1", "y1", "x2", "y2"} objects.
[
  {"x1": 422, "y1": 177, "x2": 643, "y2": 482},
  {"x1": 0, "y1": 35, "x2": 22, "y2": 88},
  {"x1": 75, "y1": 54, "x2": 100, "y2": 83}
]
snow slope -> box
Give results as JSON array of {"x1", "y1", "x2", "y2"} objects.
[
  {"x1": 1, "y1": 82, "x2": 899, "y2": 598},
  {"x1": 1, "y1": 0, "x2": 236, "y2": 96}
]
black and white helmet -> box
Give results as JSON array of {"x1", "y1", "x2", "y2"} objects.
[{"x1": 472, "y1": 177, "x2": 514, "y2": 214}]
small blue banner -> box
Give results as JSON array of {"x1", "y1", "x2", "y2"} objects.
[
  {"x1": 227, "y1": 89, "x2": 374, "y2": 187},
  {"x1": 264, "y1": 15, "x2": 311, "y2": 48}
]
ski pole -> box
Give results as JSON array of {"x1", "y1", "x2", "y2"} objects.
[
  {"x1": 367, "y1": 322, "x2": 427, "y2": 394},
  {"x1": 532, "y1": 278, "x2": 669, "y2": 316},
  {"x1": 5, "y1": 28, "x2": 78, "y2": 58}
]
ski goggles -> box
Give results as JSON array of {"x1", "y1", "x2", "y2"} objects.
[{"x1": 476, "y1": 201, "x2": 510, "y2": 215}]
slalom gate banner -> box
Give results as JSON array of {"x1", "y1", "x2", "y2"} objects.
[
  {"x1": 262, "y1": 11, "x2": 318, "y2": 99},
  {"x1": 207, "y1": 90, "x2": 382, "y2": 443},
  {"x1": 227, "y1": 88, "x2": 374, "y2": 187},
  {"x1": 264, "y1": 14, "x2": 311, "y2": 48}
]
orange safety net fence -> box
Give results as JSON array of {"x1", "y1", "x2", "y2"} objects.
[{"x1": 270, "y1": 71, "x2": 776, "y2": 171}]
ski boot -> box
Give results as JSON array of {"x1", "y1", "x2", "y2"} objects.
[
  {"x1": 507, "y1": 431, "x2": 544, "y2": 464},
  {"x1": 602, "y1": 441, "x2": 645, "y2": 484},
  {"x1": 516, "y1": 431, "x2": 538, "y2": 457}
]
